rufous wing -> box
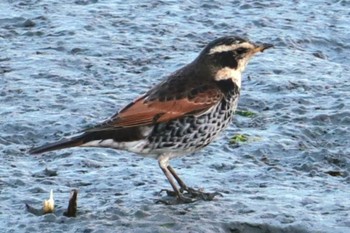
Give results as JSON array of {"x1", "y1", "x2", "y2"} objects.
[{"x1": 87, "y1": 85, "x2": 223, "y2": 131}]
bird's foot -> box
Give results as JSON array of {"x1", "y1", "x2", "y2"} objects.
[
  {"x1": 156, "y1": 193, "x2": 196, "y2": 205},
  {"x1": 184, "y1": 187, "x2": 223, "y2": 201},
  {"x1": 158, "y1": 189, "x2": 178, "y2": 197},
  {"x1": 157, "y1": 187, "x2": 223, "y2": 204}
]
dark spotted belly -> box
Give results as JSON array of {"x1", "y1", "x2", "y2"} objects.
[{"x1": 145, "y1": 93, "x2": 239, "y2": 154}]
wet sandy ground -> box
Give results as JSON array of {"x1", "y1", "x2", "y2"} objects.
[{"x1": 1, "y1": 1, "x2": 349, "y2": 232}]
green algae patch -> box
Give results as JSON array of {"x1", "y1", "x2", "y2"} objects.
[
  {"x1": 230, "y1": 134, "x2": 249, "y2": 144},
  {"x1": 235, "y1": 110, "x2": 256, "y2": 117}
]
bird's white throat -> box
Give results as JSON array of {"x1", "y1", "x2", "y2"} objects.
[{"x1": 214, "y1": 67, "x2": 242, "y2": 88}]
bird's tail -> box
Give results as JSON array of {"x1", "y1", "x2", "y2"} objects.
[
  {"x1": 29, "y1": 127, "x2": 146, "y2": 154},
  {"x1": 29, "y1": 134, "x2": 85, "y2": 154}
]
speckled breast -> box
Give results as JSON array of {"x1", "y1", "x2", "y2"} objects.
[{"x1": 145, "y1": 90, "x2": 240, "y2": 155}]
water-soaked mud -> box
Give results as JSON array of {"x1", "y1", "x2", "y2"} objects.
[{"x1": 1, "y1": 1, "x2": 349, "y2": 232}]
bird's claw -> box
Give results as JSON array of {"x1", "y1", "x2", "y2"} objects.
[
  {"x1": 156, "y1": 187, "x2": 223, "y2": 204},
  {"x1": 156, "y1": 193, "x2": 196, "y2": 205},
  {"x1": 185, "y1": 187, "x2": 223, "y2": 201},
  {"x1": 158, "y1": 189, "x2": 177, "y2": 197}
]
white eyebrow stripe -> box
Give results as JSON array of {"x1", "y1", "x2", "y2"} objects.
[{"x1": 209, "y1": 42, "x2": 254, "y2": 54}]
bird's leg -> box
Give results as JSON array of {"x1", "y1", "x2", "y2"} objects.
[
  {"x1": 167, "y1": 164, "x2": 223, "y2": 201},
  {"x1": 167, "y1": 165, "x2": 189, "y2": 192},
  {"x1": 156, "y1": 155, "x2": 195, "y2": 205}
]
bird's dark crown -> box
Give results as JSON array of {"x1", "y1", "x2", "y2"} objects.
[
  {"x1": 197, "y1": 36, "x2": 254, "y2": 70},
  {"x1": 205, "y1": 36, "x2": 249, "y2": 50}
]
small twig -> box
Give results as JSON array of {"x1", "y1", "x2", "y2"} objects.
[
  {"x1": 25, "y1": 203, "x2": 44, "y2": 216},
  {"x1": 64, "y1": 189, "x2": 78, "y2": 217}
]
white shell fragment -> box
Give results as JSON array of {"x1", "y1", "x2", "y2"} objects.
[{"x1": 42, "y1": 189, "x2": 55, "y2": 214}]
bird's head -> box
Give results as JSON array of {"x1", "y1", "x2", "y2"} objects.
[{"x1": 196, "y1": 36, "x2": 273, "y2": 88}]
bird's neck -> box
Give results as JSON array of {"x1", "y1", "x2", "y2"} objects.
[{"x1": 215, "y1": 78, "x2": 240, "y2": 96}]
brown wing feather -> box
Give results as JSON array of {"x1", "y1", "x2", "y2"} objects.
[
  {"x1": 117, "y1": 95, "x2": 219, "y2": 127},
  {"x1": 86, "y1": 62, "x2": 222, "y2": 131},
  {"x1": 87, "y1": 85, "x2": 222, "y2": 131}
]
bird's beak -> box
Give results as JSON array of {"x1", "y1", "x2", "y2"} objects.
[{"x1": 253, "y1": 43, "x2": 274, "y2": 53}]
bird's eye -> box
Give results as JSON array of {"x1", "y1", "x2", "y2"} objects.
[{"x1": 236, "y1": 48, "x2": 248, "y2": 55}]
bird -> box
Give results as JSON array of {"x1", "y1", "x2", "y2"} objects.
[{"x1": 30, "y1": 36, "x2": 273, "y2": 204}]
